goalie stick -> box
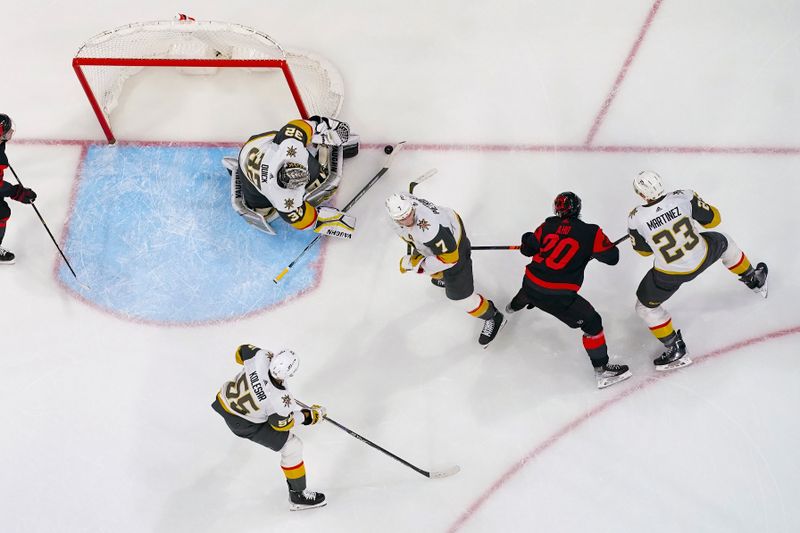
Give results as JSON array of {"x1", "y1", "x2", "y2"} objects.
[
  {"x1": 471, "y1": 234, "x2": 628, "y2": 251},
  {"x1": 405, "y1": 168, "x2": 438, "y2": 254},
  {"x1": 273, "y1": 142, "x2": 406, "y2": 283},
  {"x1": 296, "y1": 400, "x2": 460, "y2": 480}
]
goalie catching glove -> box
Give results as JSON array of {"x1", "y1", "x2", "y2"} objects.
[
  {"x1": 309, "y1": 115, "x2": 350, "y2": 146},
  {"x1": 302, "y1": 404, "x2": 327, "y2": 425},
  {"x1": 313, "y1": 206, "x2": 356, "y2": 239}
]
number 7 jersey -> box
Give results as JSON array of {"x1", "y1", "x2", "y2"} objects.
[{"x1": 627, "y1": 189, "x2": 721, "y2": 274}]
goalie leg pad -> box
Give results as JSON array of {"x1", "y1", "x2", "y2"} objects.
[{"x1": 314, "y1": 206, "x2": 356, "y2": 239}]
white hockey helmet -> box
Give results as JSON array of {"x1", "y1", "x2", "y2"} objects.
[
  {"x1": 385, "y1": 193, "x2": 414, "y2": 221},
  {"x1": 278, "y1": 163, "x2": 310, "y2": 189},
  {"x1": 269, "y1": 349, "x2": 300, "y2": 381},
  {"x1": 633, "y1": 170, "x2": 665, "y2": 201}
]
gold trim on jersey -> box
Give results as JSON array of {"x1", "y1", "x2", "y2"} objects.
[
  {"x1": 287, "y1": 120, "x2": 313, "y2": 145},
  {"x1": 654, "y1": 242, "x2": 709, "y2": 276},
  {"x1": 216, "y1": 392, "x2": 235, "y2": 415},
  {"x1": 635, "y1": 249, "x2": 653, "y2": 257},
  {"x1": 270, "y1": 415, "x2": 295, "y2": 432},
  {"x1": 289, "y1": 202, "x2": 318, "y2": 230},
  {"x1": 701, "y1": 206, "x2": 721, "y2": 228}
]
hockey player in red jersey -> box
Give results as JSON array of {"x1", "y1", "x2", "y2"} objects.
[
  {"x1": 212, "y1": 344, "x2": 328, "y2": 511},
  {"x1": 506, "y1": 192, "x2": 631, "y2": 389},
  {"x1": 0, "y1": 114, "x2": 37, "y2": 264},
  {"x1": 628, "y1": 170, "x2": 768, "y2": 371}
]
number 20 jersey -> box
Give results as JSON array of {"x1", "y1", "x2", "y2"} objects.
[{"x1": 627, "y1": 189, "x2": 721, "y2": 275}]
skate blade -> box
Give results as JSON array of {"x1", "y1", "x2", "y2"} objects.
[
  {"x1": 429, "y1": 465, "x2": 461, "y2": 479},
  {"x1": 654, "y1": 356, "x2": 693, "y2": 372},
  {"x1": 289, "y1": 501, "x2": 328, "y2": 512},
  {"x1": 754, "y1": 281, "x2": 768, "y2": 299},
  {"x1": 482, "y1": 318, "x2": 508, "y2": 350},
  {"x1": 596, "y1": 370, "x2": 632, "y2": 389}
]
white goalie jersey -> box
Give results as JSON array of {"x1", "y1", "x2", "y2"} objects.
[
  {"x1": 216, "y1": 345, "x2": 305, "y2": 430},
  {"x1": 627, "y1": 189, "x2": 722, "y2": 275}
]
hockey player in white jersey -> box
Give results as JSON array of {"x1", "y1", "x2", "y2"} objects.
[
  {"x1": 628, "y1": 171, "x2": 768, "y2": 371},
  {"x1": 212, "y1": 344, "x2": 328, "y2": 511},
  {"x1": 386, "y1": 193, "x2": 505, "y2": 346},
  {"x1": 222, "y1": 116, "x2": 359, "y2": 237}
]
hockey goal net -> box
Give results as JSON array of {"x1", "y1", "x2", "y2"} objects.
[{"x1": 73, "y1": 18, "x2": 345, "y2": 143}]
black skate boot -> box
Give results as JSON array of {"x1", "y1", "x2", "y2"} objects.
[
  {"x1": 479, "y1": 311, "x2": 506, "y2": 348},
  {"x1": 0, "y1": 247, "x2": 16, "y2": 265},
  {"x1": 653, "y1": 330, "x2": 692, "y2": 371},
  {"x1": 504, "y1": 302, "x2": 520, "y2": 315},
  {"x1": 739, "y1": 262, "x2": 768, "y2": 298},
  {"x1": 594, "y1": 363, "x2": 632, "y2": 389},
  {"x1": 289, "y1": 488, "x2": 327, "y2": 511}
]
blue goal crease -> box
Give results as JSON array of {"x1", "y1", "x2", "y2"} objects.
[{"x1": 58, "y1": 144, "x2": 321, "y2": 324}]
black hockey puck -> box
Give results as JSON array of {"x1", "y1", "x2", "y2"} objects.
[{"x1": 384, "y1": 145, "x2": 393, "y2": 154}]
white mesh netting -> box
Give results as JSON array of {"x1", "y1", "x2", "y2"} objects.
[{"x1": 74, "y1": 19, "x2": 344, "y2": 123}]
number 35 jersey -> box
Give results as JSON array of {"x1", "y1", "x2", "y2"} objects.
[
  {"x1": 216, "y1": 345, "x2": 302, "y2": 430},
  {"x1": 627, "y1": 189, "x2": 722, "y2": 275}
]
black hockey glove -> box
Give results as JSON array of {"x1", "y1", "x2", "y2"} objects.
[{"x1": 11, "y1": 185, "x2": 36, "y2": 204}]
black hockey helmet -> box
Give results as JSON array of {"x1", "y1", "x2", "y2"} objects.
[
  {"x1": 0, "y1": 113, "x2": 12, "y2": 140},
  {"x1": 554, "y1": 191, "x2": 581, "y2": 218}
]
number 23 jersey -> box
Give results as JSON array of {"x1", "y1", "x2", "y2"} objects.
[{"x1": 627, "y1": 189, "x2": 721, "y2": 274}]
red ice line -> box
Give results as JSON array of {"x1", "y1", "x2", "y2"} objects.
[
  {"x1": 584, "y1": 0, "x2": 664, "y2": 146},
  {"x1": 446, "y1": 324, "x2": 800, "y2": 532}
]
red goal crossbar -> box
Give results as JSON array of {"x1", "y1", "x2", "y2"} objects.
[{"x1": 72, "y1": 57, "x2": 309, "y2": 144}]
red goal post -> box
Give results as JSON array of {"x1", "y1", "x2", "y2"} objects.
[{"x1": 72, "y1": 19, "x2": 345, "y2": 143}]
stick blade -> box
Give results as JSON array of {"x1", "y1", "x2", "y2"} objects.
[{"x1": 428, "y1": 465, "x2": 460, "y2": 479}]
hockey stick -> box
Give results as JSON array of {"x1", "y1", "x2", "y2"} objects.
[
  {"x1": 7, "y1": 163, "x2": 88, "y2": 288},
  {"x1": 273, "y1": 142, "x2": 406, "y2": 283},
  {"x1": 296, "y1": 400, "x2": 460, "y2": 480},
  {"x1": 406, "y1": 168, "x2": 438, "y2": 254},
  {"x1": 472, "y1": 235, "x2": 628, "y2": 251}
]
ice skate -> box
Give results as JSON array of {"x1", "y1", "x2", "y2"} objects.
[
  {"x1": 504, "y1": 302, "x2": 519, "y2": 314},
  {"x1": 653, "y1": 330, "x2": 692, "y2": 371},
  {"x1": 739, "y1": 262, "x2": 768, "y2": 298},
  {"x1": 289, "y1": 488, "x2": 327, "y2": 511},
  {"x1": 594, "y1": 363, "x2": 632, "y2": 389},
  {"x1": 430, "y1": 277, "x2": 446, "y2": 288},
  {"x1": 0, "y1": 247, "x2": 15, "y2": 265},
  {"x1": 479, "y1": 311, "x2": 506, "y2": 348}
]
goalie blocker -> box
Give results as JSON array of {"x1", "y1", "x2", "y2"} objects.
[{"x1": 222, "y1": 117, "x2": 359, "y2": 238}]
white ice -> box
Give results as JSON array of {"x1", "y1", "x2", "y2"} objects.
[{"x1": 2, "y1": 1, "x2": 799, "y2": 532}]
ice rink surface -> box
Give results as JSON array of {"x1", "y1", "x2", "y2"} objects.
[{"x1": 2, "y1": 1, "x2": 799, "y2": 532}]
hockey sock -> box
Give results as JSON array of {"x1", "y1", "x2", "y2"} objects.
[
  {"x1": 583, "y1": 331, "x2": 609, "y2": 367},
  {"x1": 636, "y1": 300, "x2": 676, "y2": 344},
  {"x1": 0, "y1": 220, "x2": 6, "y2": 245},
  {"x1": 280, "y1": 434, "x2": 307, "y2": 491},
  {"x1": 719, "y1": 234, "x2": 752, "y2": 276},
  {"x1": 282, "y1": 462, "x2": 307, "y2": 492},
  {"x1": 462, "y1": 293, "x2": 497, "y2": 320}
]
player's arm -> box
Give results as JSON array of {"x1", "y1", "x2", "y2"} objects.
[
  {"x1": 592, "y1": 227, "x2": 620, "y2": 265},
  {"x1": 400, "y1": 225, "x2": 458, "y2": 275},
  {"x1": 278, "y1": 200, "x2": 319, "y2": 230},
  {"x1": 519, "y1": 226, "x2": 543, "y2": 257},
  {"x1": 628, "y1": 228, "x2": 653, "y2": 256},
  {"x1": 690, "y1": 191, "x2": 721, "y2": 228},
  {"x1": 235, "y1": 344, "x2": 264, "y2": 365},
  {"x1": 273, "y1": 120, "x2": 314, "y2": 147}
]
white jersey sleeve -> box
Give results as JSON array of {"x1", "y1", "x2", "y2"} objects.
[{"x1": 627, "y1": 189, "x2": 712, "y2": 274}]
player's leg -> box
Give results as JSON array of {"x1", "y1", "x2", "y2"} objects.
[
  {"x1": 546, "y1": 294, "x2": 631, "y2": 388},
  {"x1": 635, "y1": 271, "x2": 690, "y2": 371},
  {"x1": 444, "y1": 235, "x2": 504, "y2": 346},
  {"x1": 0, "y1": 200, "x2": 14, "y2": 264},
  {"x1": 709, "y1": 231, "x2": 768, "y2": 297}
]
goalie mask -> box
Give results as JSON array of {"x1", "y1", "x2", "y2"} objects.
[
  {"x1": 0, "y1": 113, "x2": 13, "y2": 141},
  {"x1": 269, "y1": 349, "x2": 300, "y2": 382},
  {"x1": 633, "y1": 170, "x2": 665, "y2": 202},
  {"x1": 278, "y1": 164, "x2": 310, "y2": 189}
]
